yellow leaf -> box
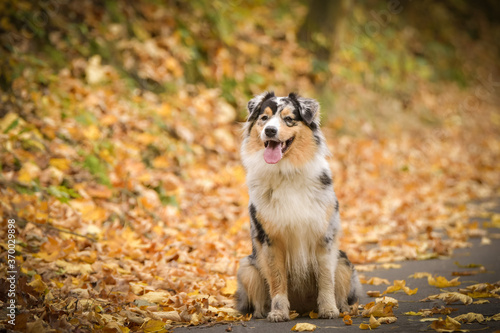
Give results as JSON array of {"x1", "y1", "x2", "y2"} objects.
[
  {"x1": 49, "y1": 158, "x2": 71, "y2": 171},
  {"x1": 221, "y1": 279, "x2": 237, "y2": 296},
  {"x1": 422, "y1": 292, "x2": 473, "y2": 305},
  {"x1": 489, "y1": 313, "x2": 500, "y2": 321},
  {"x1": 367, "y1": 290, "x2": 381, "y2": 297},
  {"x1": 291, "y1": 323, "x2": 317, "y2": 331},
  {"x1": 142, "y1": 319, "x2": 166, "y2": 333},
  {"x1": 428, "y1": 276, "x2": 461, "y2": 288},
  {"x1": 56, "y1": 260, "x2": 93, "y2": 275},
  {"x1": 410, "y1": 272, "x2": 432, "y2": 279},
  {"x1": 309, "y1": 311, "x2": 319, "y2": 319},
  {"x1": 383, "y1": 280, "x2": 417, "y2": 295},
  {"x1": 138, "y1": 291, "x2": 170, "y2": 304},
  {"x1": 472, "y1": 300, "x2": 489, "y2": 304},
  {"x1": 17, "y1": 162, "x2": 41, "y2": 184},
  {"x1": 361, "y1": 302, "x2": 394, "y2": 317},
  {"x1": 359, "y1": 315, "x2": 381, "y2": 330},
  {"x1": 361, "y1": 277, "x2": 390, "y2": 285},
  {"x1": 153, "y1": 311, "x2": 182, "y2": 322},
  {"x1": 378, "y1": 316, "x2": 397, "y2": 324},
  {"x1": 376, "y1": 296, "x2": 399, "y2": 308},
  {"x1": 453, "y1": 312, "x2": 486, "y2": 323},
  {"x1": 430, "y1": 316, "x2": 461, "y2": 332},
  {"x1": 27, "y1": 275, "x2": 47, "y2": 293},
  {"x1": 405, "y1": 311, "x2": 423, "y2": 316},
  {"x1": 467, "y1": 291, "x2": 498, "y2": 298}
]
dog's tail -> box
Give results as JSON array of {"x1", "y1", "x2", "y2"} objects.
[{"x1": 339, "y1": 250, "x2": 363, "y2": 306}]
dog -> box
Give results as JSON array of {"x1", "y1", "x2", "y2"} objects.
[{"x1": 235, "y1": 91, "x2": 362, "y2": 322}]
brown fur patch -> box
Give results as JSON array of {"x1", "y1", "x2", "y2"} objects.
[
  {"x1": 284, "y1": 123, "x2": 317, "y2": 167},
  {"x1": 280, "y1": 107, "x2": 293, "y2": 119},
  {"x1": 263, "y1": 107, "x2": 273, "y2": 117}
]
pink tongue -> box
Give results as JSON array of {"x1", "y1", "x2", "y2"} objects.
[{"x1": 264, "y1": 141, "x2": 282, "y2": 164}]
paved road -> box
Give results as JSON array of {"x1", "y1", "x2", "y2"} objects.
[{"x1": 175, "y1": 200, "x2": 500, "y2": 333}]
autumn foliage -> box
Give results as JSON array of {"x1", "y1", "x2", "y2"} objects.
[{"x1": 0, "y1": 0, "x2": 499, "y2": 331}]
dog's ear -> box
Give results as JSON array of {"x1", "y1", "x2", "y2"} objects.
[
  {"x1": 247, "y1": 91, "x2": 275, "y2": 122},
  {"x1": 288, "y1": 93, "x2": 319, "y2": 126}
]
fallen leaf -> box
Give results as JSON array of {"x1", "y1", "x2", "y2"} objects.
[
  {"x1": 405, "y1": 311, "x2": 424, "y2": 316},
  {"x1": 361, "y1": 302, "x2": 394, "y2": 317},
  {"x1": 383, "y1": 280, "x2": 417, "y2": 295},
  {"x1": 376, "y1": 296, "x2": 399, "y2": 308},
  {"x1": 367, "y1": 290, "x2": 381, "y2": 297},
  {"x1": 359, "y1": 315, "x2": 381, "y2": 330},
  {"x1": 472, "y1": 300, "x2": 489, "y2": 304},
  {"x1": 429, "y1": 316, "x2": 462, "y2": 332},
  {"x1": 378, "y1": 316, "x2": 397, "y2": 324},
  {"x1": 221, "y1": 279, "x2": 237, "y2": 296},
  {"x1": 428, "y1": 276, "x2": 461, "y2": 288},
  {"x1": 409, "y1": 272, "x2": 432, "y2": 279},
  {"x1": 422, "y1": 292, "x2": 473, "y2": 305},
  {"x1": 142, "y1": 319, "x2": 166, "y2": 333},
  {"x1": 138, "y1": 291, "x2": 170, "y2": 304},
  {"x1": 361, "y1": 277, "x2": 390, "y2": 285},
  {"x1": 27, "y1": 275, "x2": 48, "y2": 294},
  {"x1": 291, "y1": 323, "x2": 317, "y2": 331},
  {"x1": 453, "y1": 312, "x2": 486, "y2": 323},
  {"x1": 343, "y1": 314, "x2": 352, "y2": 325}
]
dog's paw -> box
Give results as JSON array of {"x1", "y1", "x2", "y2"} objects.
[
  {"x1": 337, "y1": 303, "x2": 350, "y2": 314},
  {"x1": 267, "y1": 310, "x2": 289, "y2": 322},
  {"x1": 318, "y1": 306, "x2": 340, "y2": 319}
]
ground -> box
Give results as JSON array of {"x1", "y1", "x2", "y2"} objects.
[{"x1": 174, "y1": 200, "x2": 500, "y2": 333}]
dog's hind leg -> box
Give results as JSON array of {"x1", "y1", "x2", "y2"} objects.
[
  {"x1": 335, "y1": 252, "x2": 354, "y2": 313},
  {"x1": 335, "y1": 250, "x2": 362, "y2": 312},
  {"x1": 235, "y1": 255, "x2": 269, "y2": 318}
]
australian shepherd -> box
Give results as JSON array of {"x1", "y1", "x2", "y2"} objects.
[{"x1": 236, "y1": 91, "x2": 362, "y2": 322}]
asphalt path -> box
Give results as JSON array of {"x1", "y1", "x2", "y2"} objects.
[{"x1": 175, "y1": 200, "x2": 500, "y2": 333}]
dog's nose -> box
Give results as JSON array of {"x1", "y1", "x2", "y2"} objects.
[{"x1": 265, "y1": 127, "x2": 277, "y2": 137}]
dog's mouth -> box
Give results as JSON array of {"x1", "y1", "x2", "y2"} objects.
[{"x1": 263, "y1": 137, "x2": 295, "y2": 164}]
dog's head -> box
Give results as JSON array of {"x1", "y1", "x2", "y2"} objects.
[{"x1": 243, "y1": 91, "x2": 321, "y2": 165}]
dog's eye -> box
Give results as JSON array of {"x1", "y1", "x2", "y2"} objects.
[
  {"x1": 261, "y1": 115, "x2": 269, "y2": 121},
  {"x1": 284, "y1": 116, "x2": 293, "y2": 123}
]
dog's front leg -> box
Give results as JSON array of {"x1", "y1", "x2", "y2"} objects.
[
  {"x1": 258, "y1": 244, "x2": 289, "y2": 322},
  {"x1": 316, "y1": 250, "x2": 340, "y2": 319}
]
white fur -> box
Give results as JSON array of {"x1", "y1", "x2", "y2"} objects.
[
  {"x1": 241, "y1": 139, "x2": 339, "y2": 284},
  {"x1": 261, "y1": 115, "x2": 281, "y2": 141}
]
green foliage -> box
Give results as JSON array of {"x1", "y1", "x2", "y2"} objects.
[
  {"x1": 47, "y1": 185, "x2": 80, "y2": 203},
  {"x1": 83, "y1": 154, "x2": 111, "y2": 186}
]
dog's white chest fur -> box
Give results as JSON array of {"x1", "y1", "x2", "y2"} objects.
[{"x1": 243, "y1": 150, "x2": 338, "y2": 280}]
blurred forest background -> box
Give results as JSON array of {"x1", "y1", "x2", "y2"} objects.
[{"x1": 1, "y1": 0, "x2": 500, "y2": 331}]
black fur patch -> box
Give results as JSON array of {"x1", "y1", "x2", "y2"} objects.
[
  {"x1": 324, "y1": 234, "x2": 334, "y2": 245},
  {"x1": 319, "y1": 171, "x2": 332, "y2": 188},
  {"x1": 247, "y1": 91, "x2": 275, "y2": 134},
  {"x1": 347, "y1": 292, "x2": 358, "y2": 306},
  {"x1": 288, "y1": 92, "x2": 320, "y2": 133},
  {"x1": 335, "y1": 199, "x2": 339, "y2": 212},
  {"x1": 250, "y1": 204, "x2": 270, "y2": 245},
  {"x1": 261, "y1": 98, "x2": 278, "y2": 114},
  {"x1": 339, "y1": 250, "x2": 348, "y2": 260}
]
